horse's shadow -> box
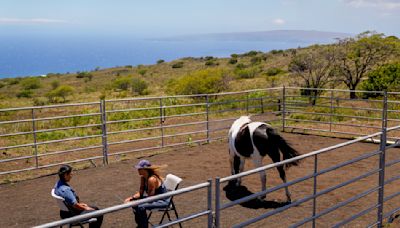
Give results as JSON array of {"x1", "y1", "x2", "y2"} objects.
[{"x1": 223, "y1": 181, "x2": 290, "y2": 209}]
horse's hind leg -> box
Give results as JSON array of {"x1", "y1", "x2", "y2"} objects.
[
  {"x1": 229, "y1": 150, "x2": 244, "y2": 186},
  {"x1": 252, "y1": 157, "x2": 267, "y2": 199},
  {"x1": 277, "y1": 165, "x2": 291, "y2": 203}
]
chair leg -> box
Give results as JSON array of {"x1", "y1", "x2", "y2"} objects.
[{"x1": 171, "y1": 202, "x2": 183, "y2": 228}]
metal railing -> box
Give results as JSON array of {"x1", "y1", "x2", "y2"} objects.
[
  {"x1": 34, "y1": 180, "x2": 213, "y2": 228},
  {"x1": 215, "y1": 125, "x2": 400, "y2": 227}
]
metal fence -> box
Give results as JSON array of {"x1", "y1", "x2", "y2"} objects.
[
  {"x1": 5, "y1": 87, "x2": 398, "y2": 227},
  {"x1": 34, "y1": 180, "x2": 213, "y2": 228},
  {"x1": 1, "y1": 87, "x2": 400, "y2": 177}
]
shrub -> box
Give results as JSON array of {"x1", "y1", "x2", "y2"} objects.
[
  {"x1": 76, "y1": 72, "x2": 93, "y2": 80},
  {"x1": 270, "y1": 49, "x2": 284, "y2": 54},
  {"x1": 204, "y1": 56, "x2": 214, "y2": 61},
  {"x1": 167, "y1": 68, "x2": 230, "y2": 95},
  {"x1": 231, "y1": 54, "x2": 239, "y2": 58},
  {"x1": 16, "y1": 89, "x2": 33, "y2": 98},
  {"x1": 6, "y1": 78, "x2": 21, "y2": 85},
  {"x1": 265, "y1": 67, "x2": 285, "y2": 76},
  {"x1": 228, "y1": 58, "x2": 238, "y2": 64},
  {"x1": 33, "y1": 97, "x2": 48, "y2": 106},
  {"x1": 171, "y1": 62, "x2": 184, "y2": 68},
  {"x1": 234, "y1": 67, "x2": 258, "y2": 79},
  {"x1": 132, "y1": 78, "x2": 148, "y2": 95},
  {"x1": 113, "y1": 77, "x2": 132, "y2": 91},
  {"x1": 125, "y1": 65, "x2": 133, "y2": 68},
  {"x1": 361, "y1": 63, "x2": 400, "y2": 98},
  {"x1": 21, "y1": 77, "x2": 41, "y2": 90},
  {"x1": 137, "y1": 69, "x2": 147, "y2": 76},
  {"x1": 0, "y1": 81, "x2": 5, "y2": 89},
  {"x1": 51, "y1": 80, "x2": 60, "y2": 89},
  {"x1": 205, "y1": 60, "x2": 217, "y2": 66},
  {"x1": 243, "y1": 50, "x2": 259, "y2": 57},
  {"x1": 46, "y1": 85, "x2": 74, "y2": 103},
  {"x1": 157, "y1": 59, "x2": 165, "y2": 64},
  {"x1": 250, "y1": 56, "x2": 262, "y2": 65}
]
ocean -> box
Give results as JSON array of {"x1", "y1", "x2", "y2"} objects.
[{"x1": 0, "y1": 36, "x2": 314, "y2": 78}]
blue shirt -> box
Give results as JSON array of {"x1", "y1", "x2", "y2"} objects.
[{"x1": 54, "y1": 180, "x2": 78, "y2": 206}]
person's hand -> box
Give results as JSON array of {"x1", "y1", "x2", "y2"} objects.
[
  {"x1": 132, "y1": 192, "x2": 141, "y2": 199},
  {"x1": 124, "y1": 197, "x2": 133, "y2": 203}
]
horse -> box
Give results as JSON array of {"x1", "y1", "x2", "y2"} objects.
[{"x1": 228, "y1": 116, "x2": 300, "y2": 202}]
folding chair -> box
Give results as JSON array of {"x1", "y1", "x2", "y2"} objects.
[
  {"x1": 147, "y1": 174, "x2": 183, "y2": 228},
  {"x1": 51, "y1": 189, "x2": 97, "y2": 228}
]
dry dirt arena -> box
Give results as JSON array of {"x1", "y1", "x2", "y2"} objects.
[{"x1": 0, "y1": 133, "x2": 399, "y2": 228}]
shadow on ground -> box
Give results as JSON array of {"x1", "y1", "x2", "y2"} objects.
[{"x1": 223, "y1": 181, "x2": 290, "y2": 209}]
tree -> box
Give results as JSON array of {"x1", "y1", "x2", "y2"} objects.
[
  {"x1": 113, "y1": 77, "x2": 131, "y2": 91},
  {"x1": 167, "y1": 68, "x2": 231, "y2": 95},
  {"x1": 131, "y1": 78, "x2": 148, "y2": 95},
  {"x1": 46, "y1": 85, "x2": 74, "y2": 103},
  {"x1": 361, "y1": 63, "x2": 400, "y2": 98},
  {"x1": 334, "y1": 31, "x2": 398, "y2": 99},
  {"x1": 289, "y1": 46, "x2": 336, "y2": 105},
  {"x1": 21, "y1": 77, "x2": 41, "y2": 90}
]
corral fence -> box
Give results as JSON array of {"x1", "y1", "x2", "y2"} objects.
[
  {"x1": 1, "y1": 87, "x2": 399, "y2": 177},
  {"x1": 2, "y1": 87, "x2": 400, "y2": 227}
]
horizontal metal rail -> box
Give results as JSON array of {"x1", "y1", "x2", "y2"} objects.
[
  {"x1": 34, "y1": 181, "x2": 211, "y2": 228},
  {"x1": 286, "y1": 118, "x2": 382, "y2": 130},
  {"x1": 0, "y1": 101, "x2": 100, "y2": 112},
  {"x1": 0, "y1": 156, "x2": 104, "y2": 175},
  {"x1": 0, "y1": 112, "x2": 101, "y2": 125},
  {"x1": 286, "y1": 109, "x2": 383, "y2": 121},
  {"x1": 332, "y1": 203, "x2": 379, "y2": 227}
]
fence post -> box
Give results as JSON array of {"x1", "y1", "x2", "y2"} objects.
[
  {"x1": 159, "y1": 98, "x2": 164, "y2": 148},
  {"x1": 330, "y1": 90, "x2": 333, "y2": 133},
  {"x1": 312, "y1": 154, "x2": 318, "y2": 228},
  {"x1": 207, "y1": 179, "x2": 213, "y2": 228},
  {"x1": 100, "y1": 100, "x2": 109, "y2": 165},
  {"x1": 282, "y1": 86, "x2": 286, "y2": 132},
  {"x1": 31, "y1": 108, "x2": 39, "y2": 168},
  {"x1": 206, "y1": 95, "x2": 210, "y2": 143},
  {"x1": 377, "y1": 91, "x2": 388, "y2": 228},
  {"x1": 215, "y1": 177, "x2": 220, "y2": 228},
  {"x1": 246, "y1": 92, "x2": 249, "y2": 115},
  {"x1": 260, "y1": 97, "x2": 264, "y2": 114}
]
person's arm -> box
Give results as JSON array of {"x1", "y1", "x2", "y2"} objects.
[
  {"x1": 146, "y1": 176, "x2": 158, "y2": 197},
  {"x1": 124, "y1": 176, "x2": 146, "y2": 203},
  {"x1": 73, "y1": 203, "x2": 94, "y2": 211}
]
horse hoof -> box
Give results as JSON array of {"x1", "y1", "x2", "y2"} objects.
[{"x1": 258, "y1": 195, "x2": 266, "y2": 200}]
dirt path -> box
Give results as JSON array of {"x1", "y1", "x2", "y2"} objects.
[{"x1": 0, "y1": 133, "x2": 399, "y2": 227}]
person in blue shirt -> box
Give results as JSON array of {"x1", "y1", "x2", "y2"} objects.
[
  {"x1": 54, "y1": 165, "x2": 103, "y2": 228},
  {"x1": 124, "y1": 160, "x2": 169, "y2": 228}
]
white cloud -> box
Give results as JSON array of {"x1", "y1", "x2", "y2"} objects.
[
  {"x1": 0, "y1": 18, "x2": 68, "y2": 24},
  {"x1": 344, "y1": 0, "x2": 400, "y2": 10},
  {"x1": 272, "y1": 18, "x2": 286, "y2": 25}
]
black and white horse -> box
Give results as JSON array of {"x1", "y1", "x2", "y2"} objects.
[{"x1": 228, "y1": 116, "x2": 300, "y2": 202}]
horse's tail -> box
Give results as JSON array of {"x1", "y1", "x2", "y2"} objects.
[{"x1": 268, "y1": 128, "x2": 300, "y2": 169}]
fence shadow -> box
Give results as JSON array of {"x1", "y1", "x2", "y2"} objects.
[{"x1": 223, "y1": 181, "x2": 290, "y2": 209}]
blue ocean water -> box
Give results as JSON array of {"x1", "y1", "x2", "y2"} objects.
[{"x1": 0, "y1": 36, "x2": 312, "y2": 78}]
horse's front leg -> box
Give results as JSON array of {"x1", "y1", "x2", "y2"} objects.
[
  {"x1": 230, "y1": 150, "x2": 244, "y2": 186},
  {"x1": 252, "y1": 157, "x2": 266, "y2": 199}
]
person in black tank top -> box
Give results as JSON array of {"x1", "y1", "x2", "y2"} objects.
[{"x1": 124, "y1": 160, "x2": 169, "y2": 228}]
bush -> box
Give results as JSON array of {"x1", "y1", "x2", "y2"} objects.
[
  {"x1": 167, "y1": 68, "x2": 230, "y2": 95},
  {"x1": 228, "y1": 58, "x2": 238, "y2": 64},
  {"x1": 6, "y1": 78, "x2": 21, "y2": 85},
  {"x1": 205, "y1": 60, "x2": 218, "y2": 66},
  {"x1": 157, "y1": 59, "x2": 165, "y2": 64},
  {"x1": 250, "y1": 56, "x2": 262, "y2": 65},
  {"x1": 265, "y1": 67, "x2": 285, "y2": 76},
  {"x1": 21, "y1": 77, "x2": 41, "y2": 90},
  {"x1": 361, "y1": 63, "x2": 400, "y2": 98},
  {"x1": 171, "y1": 62, "x2": 184, "y2": 68},
  {"x1": 242, "y1": 51, "x2": 259, "y2": 57},
  {"x1": 234, "y1": 67, "x2": 258, "y2": 79},
  {"x1": 270, "y1": 49, "x2": 284, "y2": 54},
  {"x1": 113, "y1": 77, "x2": 132, "y2": 91},
  {"x1": 204, "y1": 56, "x2": 214, "y2": 61},
  {"x1": 76, "y1": 72, "x2": 93, "y2": 81},
  {"x1": 46, "y1": 85, "x2": 74, "y2": 103},
  {"x1": 132, "y1": 78, "x2": 148, "y2": 95},
  {"x1": 16, "y1": 89, "x2": 33, "y2": 98},
  {"x1": 231, "y1": 54, "x2": 239, "y2": 58},
  {"x1": 0, "y1": 81, "x2": 5, "y2": 89},
  {"x1": 137, "y1": 69, "x2": 147, "y2": 76},
  {"x1": 51, "y1": 80, "x2": 60, "y2": 89},
  {"x1": 33, "y1": 97, "x2": 48, "y2": 106}
]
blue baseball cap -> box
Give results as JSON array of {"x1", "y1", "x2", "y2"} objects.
[{"x1": 135, "y1": 159, "x2": 152, "y2": 169}]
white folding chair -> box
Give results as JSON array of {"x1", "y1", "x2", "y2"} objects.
[
  {"x1": 147, "y1": 174, "x2": 183, "y2": 228},
  {"x1": 51, "y1": 189, "x2": 97, "y2": 228}
]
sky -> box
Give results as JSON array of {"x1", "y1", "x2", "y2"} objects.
[{"x1": 0, "y1": 0, "x2": 399, "y2": 38}]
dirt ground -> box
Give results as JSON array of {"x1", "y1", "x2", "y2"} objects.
[{"x1": 0, "y1": 133, "x2": 399, "y2": 228}]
